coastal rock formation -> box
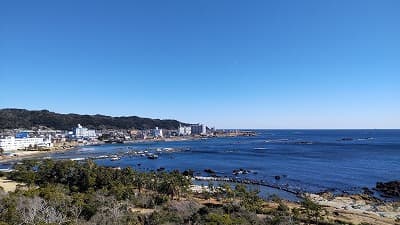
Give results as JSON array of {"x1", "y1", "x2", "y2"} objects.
[
  {"x1": 376, "y1": 181, "x2": 400, "y2": 197},
  {"x1": 337, "y1": 137, "x2": 354, "y2": 141},
  {"x1": 232, "y1": 168, "x2": 250, "y2": 175},
  {"x1": 182, "y1": 169, "x2": 194, "y2": 177},
  {"x1": 204, "y1": 169, "x2": 216, "y2": 174},
  {"x1": 362, "y1": 187, "x2": 374, "y2": 196},
  {"x1": 307, "y1": 193, "x2": 400, "y2": 224}
]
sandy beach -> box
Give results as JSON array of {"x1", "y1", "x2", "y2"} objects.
[
  {"x1": 0, "y1": 147, "x2": 78, "y2": 164},
  {"x1": 0, "y1": 150, "x2": 51, "y2": 163}
]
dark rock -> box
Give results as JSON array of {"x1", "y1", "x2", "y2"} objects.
[
  {"x1": 275, "y1": 175, "x2": 281, "y2": 180},
  {"x1": 376, "y1": 181, "x2": 400, "y2": 197},
  {"x1": 295, "y1": 141, "x2": 313, "y2": 145},
  {"x1": 204, "y1": 168, "x2": 216, "y2": 174},
  {"x1": 182, "y1": 169, "x2": 194, "y2": 177},
  {"x1": 362, "y1": 187, "x2": 374, "y2": 196},
  {"x1": 157, "y1": 167, "x2": 165, "y2": 172},
  {"x1": 337, "y1": 137, "x2": 354, "y2": 141}
]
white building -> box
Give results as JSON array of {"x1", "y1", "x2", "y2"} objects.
[
  {"x1": 153, "y1": 127, "x2": 163, "y2": 138},
  {"x1": 191, "y1": 124, "x2": 207, "y2": 135},
  {"x1": 0, "y1": 136, "x2": 53, "y2": 151},
  {"x1": 178, "y1": 124, "x2": 192, "y2": 136},
  {"x1": 74, "y1": 124, "x2": 96, "y2": 138}
]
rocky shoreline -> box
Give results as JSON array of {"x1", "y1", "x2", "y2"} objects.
[
  {"x1": 376, "y1": 180, "x2": 400, "y2": 198},
  {"x1": 2, "y1": 145, "x2": 398, "y2": 204},
  {"x1": 194, "y1": 176, "x2": 301, "y2": 195},
  {"x1": 189, "y1": 183, "x2": 400, "y2": 225},
  {"x1": 1, "y1": 148, "x2": 400, "y2": 225},
  {"x1": 306, "y1": 192, "x2": 400, "y2": 224}
]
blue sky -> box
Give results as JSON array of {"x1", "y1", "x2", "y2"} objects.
[{"x1": 1, "y1": 0, "x2": 399, "y2": 129}]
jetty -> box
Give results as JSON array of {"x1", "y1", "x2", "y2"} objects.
[{"x1": 193, "y1": 176, "x2": 301, "y2": 195}]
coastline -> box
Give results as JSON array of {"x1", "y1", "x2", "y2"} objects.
[
  {"x1": 0, "y1": 143, "x2": 81, "y2": 164},
  {"x1": 0, "y1": 149, "x2": 73, "y2": 164},
  {"x1": 1, "y1": 133, "x2": 399, "y2": 215},
  {"x1": 1, "y1": 144, "x2": 399, "y2": 224},
  {"x1": 190, "y1": 184, "x2": 400, "y2": 225},
  {"x1": 306, "y1": 193, "x2": 400, "y2": 223},
  {"x1": 0, "y1": 135, "x2": 222, "y2": 164}
]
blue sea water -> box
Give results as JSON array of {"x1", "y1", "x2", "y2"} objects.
[{"x1": 2, "y1": 130, "x2": 400, "y2": 199}]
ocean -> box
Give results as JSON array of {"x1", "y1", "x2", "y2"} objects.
[{"x1": 2, "y1": 129, "x2": 400, "y2": 200}]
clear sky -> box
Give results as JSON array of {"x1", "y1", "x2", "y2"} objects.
[{"x1": 1, "y1": 1, "x2": 399, "y2": 129}]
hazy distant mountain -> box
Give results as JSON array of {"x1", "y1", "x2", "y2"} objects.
[{"x1": 0, "y1": 108, "x2": 186, "y2": 130}]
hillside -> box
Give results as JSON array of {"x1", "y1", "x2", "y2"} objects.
[{"x1": 0, "y1": 108, "x2": 185, "y2": 130}]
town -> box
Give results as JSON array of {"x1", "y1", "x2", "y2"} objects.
[{"x1": 0, "y1": 123, "x2": 256, "y2": 154}]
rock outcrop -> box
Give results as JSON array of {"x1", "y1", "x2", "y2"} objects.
[{"x1": 376, "y1": 181, "x2": 400, "y2": 197}]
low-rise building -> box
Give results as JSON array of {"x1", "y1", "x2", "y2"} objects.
[
  {"x1": 178, "y1": 125, "x2": 192, "y2": 136},
  {"x1": 0, "y1": 136, "x2": 52, "y2": 151},
  {"x1": 153, "y1": 127, "x2": 163, "y2": 138},
  {"x1": 74, "y1": 124, "x2": 96, "y2": 138}
]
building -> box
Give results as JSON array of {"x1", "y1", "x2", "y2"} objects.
[
  {"x1": 153, "y1": 127, "x2": 163, "y2": 138},
  {"x1": 0, "y1": 136, "x2": 52, "y2": 151},
  {"x1": 15, "y1": 132, "x2": 29, "y2": 138},
  {"x1": 191, "y1": 124, "x2": 207, "y2": 135},
  {"x1": 74, "y1": 124, "x2": 96, "y2": 138},
  {"x1": 129, "y1": 129, "x2": 140, "y2": 136},
  {"x1": 207, "y1": 127, "x2": 216, "y2": 134},
  {"x1": 178, "y1": 124, "x2": 191, "y2": 136},
  {"x1": 129, "y1": 129, "x2": 144, "y2": 139}
]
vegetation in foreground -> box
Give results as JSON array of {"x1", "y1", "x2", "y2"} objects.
[{"x1": 0, "y1": 159, "x2": 372, "y2": 225}]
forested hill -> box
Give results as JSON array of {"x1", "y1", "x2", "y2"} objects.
[{"x1": 0, "y1": 108, "x2": 186, "y2": 130}]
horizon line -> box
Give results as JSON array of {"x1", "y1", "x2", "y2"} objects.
[{"x1": 1, "y1": 108, "x2": 399, "y2": 130}]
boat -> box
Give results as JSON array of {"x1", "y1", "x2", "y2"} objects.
[
  {"x1": 147, "y1": 154, "x2": 159, "y2": 159},
  {"x1": 110, "y1": 157, "x2": 121, "y2": 161},
  {"x1": 163, "y1": 147, "x2": 174, "y2": 152}
]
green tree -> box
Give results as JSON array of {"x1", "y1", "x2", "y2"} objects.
[{"x1": 301, "y1": 197, "x2": 323, "y2": 225}]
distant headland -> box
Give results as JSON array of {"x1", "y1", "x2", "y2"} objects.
[{"x1": 0, "y1": 108, "x2": 187, "y2": 130}]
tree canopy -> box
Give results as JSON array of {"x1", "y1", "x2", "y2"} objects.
[{"x1": 0, "y1": 108, "x2": 186, "y2": 130}]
